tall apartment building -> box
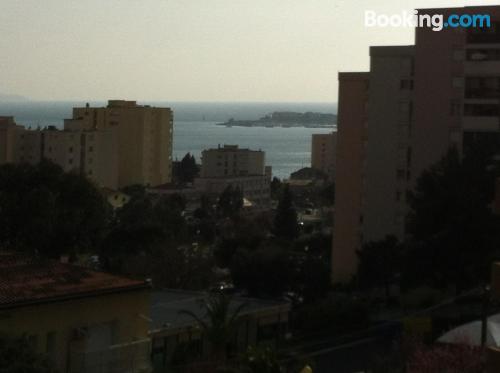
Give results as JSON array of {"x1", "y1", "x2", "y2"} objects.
[
  {"x1": 0, "y1": 100, "x2": 173, "y2": 190},
  {"x1": 331, "y1": 73, "x2": 369, "y2": 282},
  {"x1": 362, "y1": 46, "x2": 415, "y2": 245},
  {"x1": 0, "y1": 117, "x2": 23, "y2": 163},
  {"x1": 70, "y1": 100, "x2": 173, "y2": 187},
  {"x1": 332, "y1": 6, "x2": 500, "y2": 283},
  {"x1": 311, "y1": 132, "x2": 337, "y2": 180},
  {"x1": 195, "y1": 145, "x2": 272, "y2": 206}
]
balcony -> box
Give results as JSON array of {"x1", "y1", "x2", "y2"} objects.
[
  {"x1": 465, "y1": 60, "x2": 500, "y2": 76},
  {"x1": 69, "y1": 339, "x2": 151, "y2": 373},
  {"x1": 463, "y1": 116, "x2": 500, "y2": 131}
]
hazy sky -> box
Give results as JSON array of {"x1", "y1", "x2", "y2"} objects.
[{"x1": 1, "y1": 0, "x2": 498, "y2": 102}]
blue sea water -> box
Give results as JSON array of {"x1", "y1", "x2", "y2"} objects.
[{"x1": 0, "y1": 101, "x2": 336, "y2": 179}]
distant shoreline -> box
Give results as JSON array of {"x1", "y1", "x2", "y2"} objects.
[{"x1": 217, "y1": 111, "x2": 337, "y2": 129}]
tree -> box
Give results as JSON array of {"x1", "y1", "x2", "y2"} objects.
[
  {"x1": 405, "y1": 146, "x2": 500, "y2": 290},
  {"x1": 174, "y1": 153, "x2": 200, "y2": 184},
  {"x1": 0, "y1": 336, "x2": 57, "y2": 373},
  {"x1": 100, "y1": 194, "x2": 188, "y2": 272},
  {"x1": 217, "y1": 185, "x2": 243, "y2": 218},
  {"x1": 319, "y1": 182, "x2": 335, "y2": 206},
  {"x1": 273, "y1": 184, "x2": 299, "y2": 239},
  {"x1": 270, "y1": 177, "x2": 283, "y2": 201},
  {"x1": 235, "y1": 346, "x2": 282, "y2": 373},
  {"x1": 0, "y1": 160, "x2": 108, "y2": 258},
  {"x1": 230, "y1": 246, "x2": 292, "y2": 297},
  {"x1": 179, "y1": 292, "x2": 246, "y2": 363},
  {"x1": 294, "y1": 255, "x2": 331, "y2": 303},
  {"x1": 357, "y1": 235, "x2": 401, "y2": 299}
]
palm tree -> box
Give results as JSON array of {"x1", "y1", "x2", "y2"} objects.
[{"x1": 179, "y1": 292, "x2": 246, "y2": 364}]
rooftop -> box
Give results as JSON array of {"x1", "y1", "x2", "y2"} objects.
[
  {"x1": 150, "y1": 289, "x2": 290, "y2": 333},
  {"x1": 204, "y1": 144, "x2": 263, "y2": 153},
  {"x1": 0, "y1": 253, "x2": 149, "y2": 309}
]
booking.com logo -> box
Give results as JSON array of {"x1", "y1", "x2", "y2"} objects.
[{"x1": 365, "y1": 10, "x2": 491, "y2": 32}]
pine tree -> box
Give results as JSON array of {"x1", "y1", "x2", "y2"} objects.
[{"x1": 273, "y1": 184, "x2": 299, "y2": 239}]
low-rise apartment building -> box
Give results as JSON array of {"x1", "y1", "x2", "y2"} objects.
[
  {"x1": 0, "y1": 252, "x2": 151, "y2": 373},
  {"x1": 195, "y1": 145, "x2": 272, "y2": 206},
  {"x1": 149, "y1": 290, "x2": 290, "y2": 371}
]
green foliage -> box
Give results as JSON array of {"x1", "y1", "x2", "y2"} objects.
[
  {"x1": 293, "y1": 294, "x2": 370, "y2": 335},
  {"x1": 217, "y1": 185, "x2": 243, "y2": 218},
  {"x1": 357, "y1": 235, "x2": 401, "y2": 298},
  {"x1": 294, "y1": 255, "x2": 331, "y2": 303},
  {"x1": 230, "y1": 246, "x2": 292, "y2": 297},
  {"x1": 0, "y1": 160, "x2": 108, "y2": 258},
  {"x1": 270, "y1": 177, "x2": 283, "y2": 201},
  {"x1": 174, "y1": 153, "x2": 200, "y2": 184},
  {"x1": 214, "y1": 215, "x2": 270, "y2": 268},
  {"x1": 236, "y1": 346, "x2": 282, "y2": 373},
  {"x1": 319, "y1": 182, "x2": 335, "y2": 206},
  {"x1": 0, "y1": 336, "x2": 57, "y2": 373},
  {"x1": 405, "y1": 146, "x2": 500, "y2": 290},
  {"x1": 179, "y1": 292, "x2": 246, "y2": 363},
  {"x1": 273, "y1": 184, "x2": 299, "y2": 239},
  {"x1": 100, "y1": 193, "x2": 188, "y2": 272}
]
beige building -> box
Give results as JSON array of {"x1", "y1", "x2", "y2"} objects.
[
  {"x1": 311, "y1": 132, "x2": 337, "y2": 180},
  {"x1": 70, "y1": 100, "x2": 173, "y2": 188},
  {"x1": 0, "y1": 117, "x2": 23, "y2": 163},
  {"x1": 200, "y1": 144, "x2": 266, "y2": 178},
  {"x1": 195, "y1": 145, "x2": 271, "y2": 206},
  {"x1": 0, "y1": 253, "x2": 151, "y2": 373},
  {"x1": 332, "y1": 6, "x2": 500, "y2": 284},
  {"x1": 0, "y1": 100, "x2": 173, "y2": 190}
]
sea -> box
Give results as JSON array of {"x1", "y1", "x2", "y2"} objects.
[{"x1": 0, "y1": 101, "x2": 337, "y2": 179}]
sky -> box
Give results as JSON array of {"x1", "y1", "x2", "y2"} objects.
[{"x1": 1, "y1": 0, "x2": 498, "y2": 102}]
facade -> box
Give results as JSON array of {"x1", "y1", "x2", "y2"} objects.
[
  {"x1": 71, "y1": 100, "x2": 173, "y2": 188},
  {"x1": 362, "y1": 46, "x2": 415, "y2": 244},
  {"x1": 0, "y1": 100, "x2": 173, "y2": 189},
  {"x1": 149, "y1": 290, "x2": 290, "y2": 371},
  {"x1": 311, "y1": 132, "x2": 337, "y2": 180},
  {"x1": 196, "y1": 145, "x2": 272, "y2": 206},
  {"x1": 200, "y1": 144, "x2": 266, "y2": 178},
  {"x1": 331, "y1": 73, "x2": 369, "y2": 283},
  {"x1": 0, "y1": 253, "x2": 151, "y2": 373},
  {"x1": 332, "y1": 6, "x2": 500, "y2": 283}
]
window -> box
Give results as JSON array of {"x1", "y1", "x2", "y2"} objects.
[
  {"x1": 464, "y1": 104, "x2": 500, "y2": 117},
  {"x1": 396, "y1": 169, "x2": 405, "y2": 180},
  {"x1": 465, "y1": 77, "x2": 500, "y2": 99},
  {"x1": 452, "y1": 77, "x2": 464, "y2": 89},
  {"x1": 69, "y1": 146, "x2": 73, "y2": 153},
  {"x1": 452, "y1": 49, "x2": 465, "y2": 61},
  {"x1": 450, "y1": 100, "x2": 462, "y2": 116},
  {"x1": 27, "y1": 335, "x2": 38, "y2": 350},
  {"x1": 467, "y1": 48, "x2": 500, "y2": 61},
  {"x1": 400, "y1": 79, "x2": 414, "y2": 90},
  {"x1": 46, "y1": 332, "x2": 56, "y2": 358},
  {"x1": 467, "y1": 21, "x2": 500, "y2": 44},
  {"x1": 88, "y1": 146, "x2": 94, "y2": 152}
]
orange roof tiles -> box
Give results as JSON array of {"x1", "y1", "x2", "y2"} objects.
[{"x1": 0, "y1": 252, "x2": 149, "y2": 309}]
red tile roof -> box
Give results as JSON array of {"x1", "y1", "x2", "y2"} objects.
[{"x1": 0, "y1": 253, "x2": 149, "y2": 309}]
